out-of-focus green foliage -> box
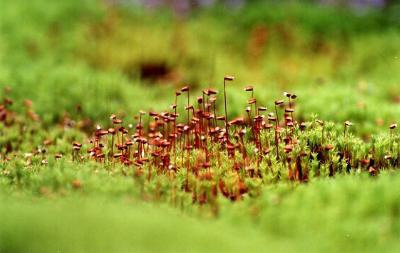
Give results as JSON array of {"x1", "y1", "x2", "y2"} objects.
[
  {"x1": 1, "y1": 0, "x2": 399, "y2": 135},
  {"x1": 2, "y1": 166, "x2": 400, "y2": 253}
]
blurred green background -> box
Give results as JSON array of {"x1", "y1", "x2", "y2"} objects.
[{"x1": 1, "y1": 0, "x2": 399, "y2": 135}]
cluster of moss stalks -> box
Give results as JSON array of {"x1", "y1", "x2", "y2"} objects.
[{"x1": 1, "y1": 78, "x2": 399, "y2": 209}]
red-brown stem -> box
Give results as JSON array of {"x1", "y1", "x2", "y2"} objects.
[
  {"x1": 213, "y1": 102, "x2": 217, "y2": 128},
  {"x1": 289, "y1": 97, "x2": 293, "y2": 117},
  {"x1": 275, "y1": 130, "x2": 279, "y2": 160},
  {"x1": 223, "y1": 79, "x2": 229, "y2": 140},
  {"x1": 274, "y1": 105, "x2": 280, "y2": 127},
  {"x1": 138, "y1": 115, "x2": 142, "y2": 160},
  {"x1": 111, "y1": 135, "x2": 114, "y2": 158},
  {"x1": 246, "y1": 110, "x2": 256, "y2": 142},
  {"x1": 181, "y1": 132, "x2": 185, "y2": 168},
  {"x1": 187, "y1": 90, "x2": 190, "y2": 125},
  {"x1": 239, "y1": 133, "x2": 247, "y2": 165},
  {"x1": 174, "y1": 97, "x2": 178, "y2": 165},
  {"x1": 274, "y1": 105, "x2": 280, "y2": 160}
]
